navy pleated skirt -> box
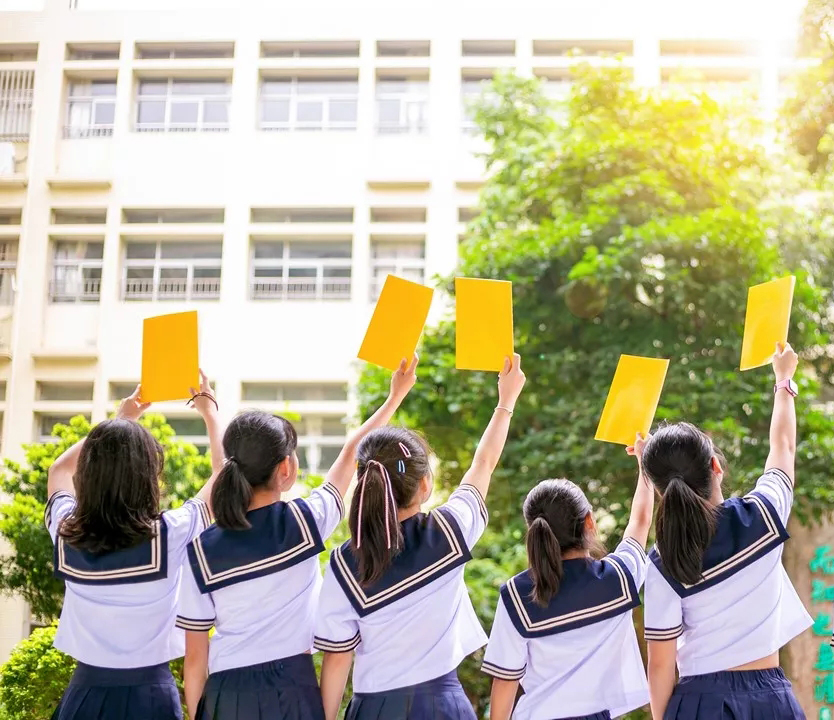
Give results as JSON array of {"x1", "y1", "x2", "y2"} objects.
[
  {"x1": 553, "y1": 713, "x2": 610, "y2": 720},
  {"x1": 346, "y1": 670, "x2": 476, "y2": 720},
  {"x1": 665, "y1": 668, "x2": 805, "y2": 719},
  {"x1": 195, "y1": 654, "x2": 324, "y2": 720},
  {"x1": 51, "y1": 662, "x2": 181, "y2": 720}
]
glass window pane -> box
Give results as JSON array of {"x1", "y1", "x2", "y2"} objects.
[
  {"x1": 296, "y1": 101, "x2": 323, "y2": 122},
  {"x1": 194, "y1": 267, "x2": 221, "y2": 279},
  {"x1": 170, "y1": 102, "x2": 199, "y2": 123},
  {"x1": 296, "y1": 446, "x2": 309, "y2": 470},
  {"x1": 68, "y1": 101, "x2": 92, "y2": 127},
  {"x1": 94, "y1": 102, "x2": 115, "y2": 124},
  {"x1": 91, "y1": 81, "x2": 117, "y2": 97},
  {"x1": 261, "y1": 80, "x2": 291, "y2": 95},
  {"x1": 378, "y1": 99, "x2": 400, "y2": 123},
  {"x1": 172, "y1": 80, "x2": 228, "y2": 96},
  {"x1": 318, "y1": 445, "x2": 341, "y2": 470},
  {"x1": 160, "y1": 242, "x2": 222, "y2": 259},
  {"x1": 160, "y1": 267, "x2": 188, "y2": 279},
  {"x1": 83, "y1": 267, "x2": 103, "y2": 280},
  {"x1": 126, "y1": 243, "x2": 156, "y2": 259},
  {"x1": 167, "y1": 417, "x2": 206, "y2": 436},
  {"x1": 68, "y1": 83, "x2": 91, "y2": 98},
  {"x1": 324, "y1": 267, "x2": 351, "y2": 278},
  {"x1": 242, "y1": 384, "x2": 279, "y2": 401},
  {"x1": 126, "y1": 267, "x2": 154, "y2": 279},
  {"x1": 288, "y1": 242, "x2": 351, "y2": 259},
  {"x1": 329, "y1": 99, "x2": 357, "y2": 122},
  {"x1": 261, "y1": 100, "x2": 290, "y2": 123},
  {"x1": 203, "y1": 101, "x2": 228, "y2": 124},
  {"x1": 138, "y1": 80, "x2": 166, "y2": 96},
  {"x1": 85, "y1": 243, "x2": 104, "y2": 260},
  {"x1": 321, "y1": 417, "x2": 345, "y2": 435},
  {"x1": 254, "y1": 267, "x2": 283, "y2": 278},
  {"x1": 288, "y1": 267, "x2": 316, "y2": 278},
  {"x1": 253, "y1": 242, "x2": 285, "y2": 259},
  {"x1": 137, "y1": 100, "x2": 165, "y2": 123}
]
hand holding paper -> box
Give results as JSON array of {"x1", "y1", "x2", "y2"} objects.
[
  {"x1": 595, "y1": 355, "x2": 669, "y2": 446},
  {"x1": 740, "y1": 276, "x2": 795, "y2": 371},
  {"x1": 141, "y1": 311, "x2": 200, "y2": 403},
  {"x1": 455, "y1": 277, "x2": 513, "y2": 372}
]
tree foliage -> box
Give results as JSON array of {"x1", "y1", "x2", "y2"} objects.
[
  {"x1": 358, "y1": 66, "x2": 834, "y2": 717},
  {"x1": 0, "y1": 414, "x2": 212, "y2": 620}
]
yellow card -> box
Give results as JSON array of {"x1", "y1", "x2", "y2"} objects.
[
  {"x1": 455, "y1": 277, "x2": 513, "y2": 371},
  {"x1": 141, "y1": 311, "x2": 199, "y2": 403},
  {"x1": 595, "y1": 355, "x2": 670, "y2": 446},
  {"x1": 740, "y1": 276, "x2": 796, "y2": 371},
  {"x1": 358, "y1": 275, "x2": 434, "y2": 371}
]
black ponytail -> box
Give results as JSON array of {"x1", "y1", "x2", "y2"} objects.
[
  {"x1": 210, "y1": 411, "x2": 297, "y2": 531},
  {"x1": 523, "y1": 479, "x2": 598, "y2": 607},
  {"x1": 349, "y1": 426, "x2": 431, "y2": 587},
  {"x1": 526, "y1": 516, "x2": 563, "y2": 606},
  {"x1": 642, "y1": 422, "x2": 721, "y2": 586}
]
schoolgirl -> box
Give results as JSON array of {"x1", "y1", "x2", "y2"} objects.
[
  {"x1": 482, "y1": 437, "x2": 654, "y2": 720},
  {"x1": 46, "y1": 374, "x2": 221, "y2": 720},
  {"x1": 177, "y1": 357, "x2": 418, "y2": 720},
  {"x1": 644, "y1": 343, "x2": 811, "y2": 719},
  {"x1": 315, "y1": 354, "x2": 526, "y2": 720}
]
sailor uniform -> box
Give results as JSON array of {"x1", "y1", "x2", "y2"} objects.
[
  {"x1": 176, "y1": 483, "x2": 344, "y2": 720},
  {"x1": 482, "y1": 538, "x2": 649, "y2": 719},
  {"x1": 644, "y1": 469, "x2": 811, "y2": 719},
  {"x1": 314, "y1": 484, "x2": 489, "y2": 720},
  {"x1": 44, "y1": 490, "x2": 211, "y2": 720}
]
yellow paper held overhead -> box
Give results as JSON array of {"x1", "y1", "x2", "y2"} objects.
[
  {"x1": 358, "y1": 275, "x2": 434, "y2": 371},
  {"x1": 595, "y1": 355, "x2": 670, "y2": 446},
  {"x1": 141, "y1": 311, "x2": 199, "y2": 403},
  {"x1": 455, "y1": 277, "x2": 513, "y2": 372},
  {"x1": 740, "y1": 276, "x2": 796, "y2": 371}
]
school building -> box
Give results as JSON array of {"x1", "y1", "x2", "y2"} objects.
[{"x1": 0, "y1": 0, "x2": 805, "y2": 663}]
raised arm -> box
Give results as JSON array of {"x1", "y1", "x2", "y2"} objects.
[
  {"x1": 48, "y1": 385, "x2": 151, "y2": 499},
  {"x1": 460, "y1": 353, "x2": 526, "y2": 500},
  {"x1": 624, "y1": 432, "x2": 655, "y2": 548},
  {"x1": 765, "y1": 342, "x2": 798, "y2": 485},
  {"x1": 324, "y1": 355, "x2": 418, "y2": 498},
  {"x1": 190, "y1": 371, "x2": 224, "y2": 505}
]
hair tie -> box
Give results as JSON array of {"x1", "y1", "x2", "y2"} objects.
[
  {"x1": 227, "y1": 455, "x2": 238, "y2": 465},
  {"x1": 187, "y1": 391, "x2": 219, "y2": 412},
  {"x1": 356, "y1": 460, "x2": 397, "y2": 551}
]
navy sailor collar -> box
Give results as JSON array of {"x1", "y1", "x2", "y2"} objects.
[
  {"x1": 330, "y1": 506, "x2": 470, "y2": 617},
  {"x1": 501, "y1": 554, "x2": 640, "y2": 639},
  {"x1": 54, "y1": 519, "x2": 168, "y2": 585},
  {"x1": 649, "y1": 492, "x2": 789, "y2": 598},
  {"x1": 188, "y1": 498, "x2": 323, "y2": 593}
]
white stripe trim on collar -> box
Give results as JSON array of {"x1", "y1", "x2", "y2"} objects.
[
  {"x1": 56, "y1": 519, "x2": 163, "y2": 580},
  {"x1": 506, "y1": 556, "x2": 634, "y2": 633},
  {"x1": 333, "y1": 509, "x2": 465, "y2": 611},
  {"x1": 192, "y1": 501, "x2": 316, "y2": 588}
]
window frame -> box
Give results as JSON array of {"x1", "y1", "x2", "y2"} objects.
[
  {"x1": 259, "y1": 76, "x2": 359, "y2": 132},
  {"x1": 135, "y1": 77, "x2": 231, "y2": 133},
  {"x1": 50, "y1": 240, "x2": 104, "y2": 303},
  {"x1": 375, "y1": 78, "x2": 429, "y2": 135},
  {"x1": 249, "y1": 240, "x2": 353, "y2": 301},
  {"x1": 369, "y1": 239, "x2": 426, "y2": 299},
  {"x1": 122, "y1": 240, "x2": 223, "y2": 301}
]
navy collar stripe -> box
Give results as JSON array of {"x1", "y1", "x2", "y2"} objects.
[
  {"x1": 176, "y1": 616, "x2": 214, "y2": 632},
  {"x1": 481, "y1": 660, "x2": 526, "y2": 681},
  {"x1": 321, "y1": 483, "x2": 345, "y2": 519},
  {"x1": 44, "y1": 490, "x2": 73, "y2": 532},
  {"x1": 313, "y1": 633, "x2": 361, "y2": 653},
  {"x1": 192, "y1": 499, "x2": 212, "y2": 530},
  {"x1": 54, "y1": 519, "x2": 168, "y2": 585},
  {"x1": 333, "y1": 508, "x2": 465, "y2": 611},
  {"x1": 767, "y1": 468, "x2": 793, "y2": 494},
  {"x1": 505, "y1": 556, "x2": 636, "y2": 634},
  {"x1": 457, "y1": 485, "x2": 488, "y2": 525},
  {"x1": 623, "y1": 537, "x2": 647, "y2": 563},
  {"x1": 645, "y1": 625, "x2": 683, "y2": 641},
  {"x1": 191, "y1": 500, "x2": 318, "y2": 588}
]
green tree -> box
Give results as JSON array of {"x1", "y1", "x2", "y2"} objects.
[
  {"x1": 358, "y1": 67, "x2": 834, "y2": 717},
  {"x1": 0, "y1": 414, "x2": 212, "y2": 620}
]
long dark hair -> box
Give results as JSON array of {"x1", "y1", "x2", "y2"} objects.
[
  {"x1": 523, "y1": 479, "x2": 602, "y2": 607},
  {"x1": 349, "y1": 426, "x2": 431, "y2": 587},
  {"x1": 211, "y1": 411, "x2": 298, "y2": 530},
  {"x1": 641, "y1": 422, "x2": 720, "y2": 586},
  {"x1": 60, "y1": 419, "x2": 163, "y2": 554}
]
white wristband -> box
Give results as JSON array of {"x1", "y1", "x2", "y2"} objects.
[{"x1": 495, "y1": 405, "x2": 514, "y2": 416}]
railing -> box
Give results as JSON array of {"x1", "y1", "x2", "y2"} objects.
[
  {"x1": 0, "y1": 70, "x2": 34, "y2": 141},
  {"x1": 49, "y1": 277, "x2": 102, "y2": 302},
  {"x1": 251, "y1": 277, "x2": 351, "y2": 300},
  {"x1": 135, "y1": 124, "x2": 230, "y2": 133},
  {"x1": 123, "y1": 277, "x2": 221, "y2": 301},
  {"x1": 63, "y1": 125, "x2": 114, "y2": 139}
]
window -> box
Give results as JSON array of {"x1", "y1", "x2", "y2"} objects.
[
  {"x1": 260, "y1": 76, "x2": 358, "y2": 131},
  {"x1": 50, "y1": 241, "x2": 103, "y2": 303},
  {"x1": 136, "y1": 78, "x2": 230, "y2": 132},
  {"x1": 0, "y1": 381, "x2": 6, "y2": 401},
  {"x1": 135, "y1": 43, "x2": 234, "y2": 60},
  {"x1": 250, "y1": 240, "x2": 352, "y2": 300},
  {"x1": 66, "y1": 44, "x2": 120, "y2": 61},
  {"x1": 659, "y1": 39, "x2": 751, "y2": 57},
  {"x1": 52, "y1": 208, "x2": 106, "y2": 225},
  {"x1": 297, "y1": 415, "x2": 347, "y2": 475},
  {"x1": 370, "y1": 207, "x2": 426, "y2": 223},
  {"x1": 0, "y1": 45, "x2": 37, "y2": 62},
  {"x1": 0, "y1": 69, "x2": 34, "y2": 141},
  {"x1": 536, "y1": 69, "x2": 572, "y2": 102},
  {"x1": 37, "y1": 414, "x2": 90, "y2": 442},
  {"x1": 167, "y1": 417, "x2": 206, "y2": 437},
  {"x1": 241, "y1": 383, "x2": 348, "y2": 402},
  {"x1": 37, "y1": 382, "x2": 94, "y2": 401},
  {"x1": 123, "y1": 241, "x2": 222, "y2": 301},
  {"x1": 261, "y1": 41, "x2": 359, "y2": 58},
  {"x1": 533, "y1": 39, "x2": 633, "y2": 56},
  {"x1": 123, "y1": 208, "x2": 224, "y2": 223},
  {"x1": 0, "y1": 209, "x2": 21, "y2": 225},
  {"x1": 376, "y1": 41, "x2": 430, "y2": 57},
  {"x1": 65, "y1": 79, "x2": 116, "y2": 138},
  {"x1": 0, "y1": 242, "x2": 16, "y2": 305},
  {"x1": 458, "y1": 207, "x2": 478, "y2": 222},
  {"x1": 461, "y1": 73, "x2": 494, "y2": 132},
  {"x1": 109, "y1": 382, "x2": 137, "y2": 400},
  {"x1": 370, "y1": 240, "x2": 425, "y2": 298},
  {"x1": 251, "y1": 207, "x2": 353, "y2": 223},
  {"x1": 376, "y1": 75, "x2": 429, "y2": 135},
  {"x1": 462, "y1": 40, "x2": 515, "y2": 57}
]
